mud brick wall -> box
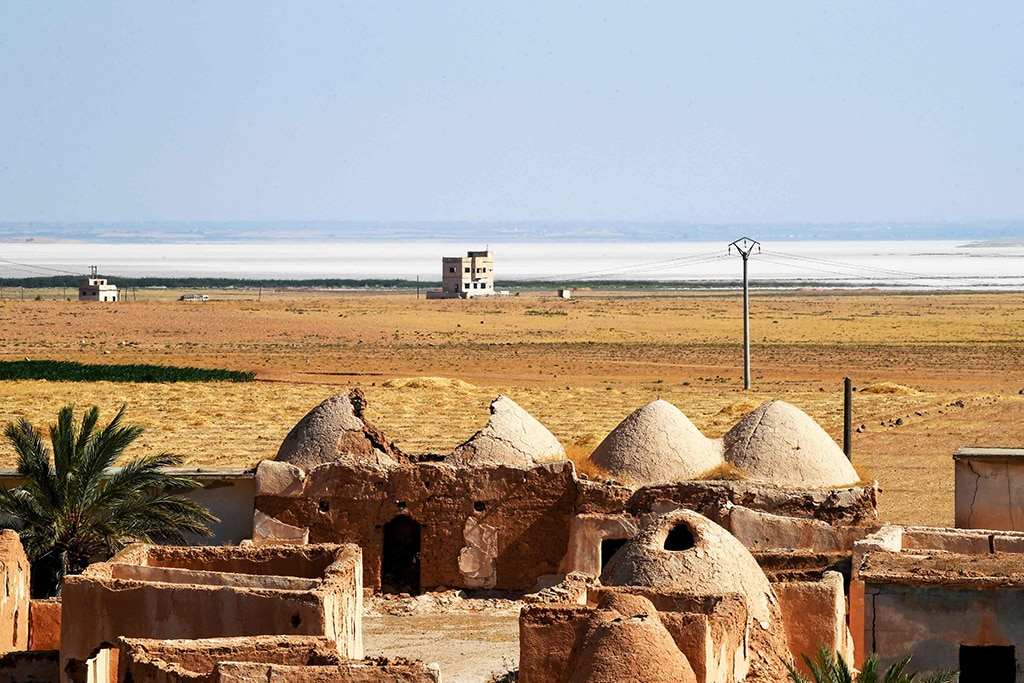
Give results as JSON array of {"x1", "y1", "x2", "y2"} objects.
[{"x1": 256, "y1": 461, "x2": 578, "y2": 592}]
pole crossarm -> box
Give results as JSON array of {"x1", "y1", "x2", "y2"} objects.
[{"x1": 728, "y1": 237, "x2": 761, "y2": 258}]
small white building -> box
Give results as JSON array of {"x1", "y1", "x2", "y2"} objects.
[
  {"x1": 78, "y1": 277, "x2": 118, "y2": 302},
  {"x1": 428, "y1": 250, "x2": 495, "y2": 299}
]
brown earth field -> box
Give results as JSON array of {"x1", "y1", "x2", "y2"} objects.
[{"x1": 1, "y1": 287, "x2": 1023, "y2": 528}]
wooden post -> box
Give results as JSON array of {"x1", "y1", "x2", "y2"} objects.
[{"x1": 844, "y1": 377, "x2": 853, "y2": 460}]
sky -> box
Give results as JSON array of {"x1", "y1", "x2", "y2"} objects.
[{"x1": 1, "y1": 2, "x2": 1022, "y2": 225}]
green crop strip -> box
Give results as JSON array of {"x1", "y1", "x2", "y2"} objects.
[{"x1": 0, "y1": 360, "x2": 254, "y2": 383}]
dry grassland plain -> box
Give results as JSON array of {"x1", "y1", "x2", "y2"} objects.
[{"x1": 1, "y1": 288, "x2": 1023, "y2": 527}]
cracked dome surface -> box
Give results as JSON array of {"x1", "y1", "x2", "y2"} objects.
[
  {"x1": 449, "y1": 395, "x2": 566, "y2": 467},
  {"x1": 588, "y1": 400, "x2": 723, "y2": 486},
  {"x1": 276, "y1": 389, "x2": 402, "y2": 470},
  {"x1": 722, "y1": 400, "x2": 860, "y2": 487}
]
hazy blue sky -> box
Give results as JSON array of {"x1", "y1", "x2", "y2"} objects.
[{"x1": 1, "y1": 2, "x2": 1022, "y2": 224}]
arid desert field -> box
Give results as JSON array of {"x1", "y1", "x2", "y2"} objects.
[{"x1": 1, "y1": 287, "x2": 1022, "y2": 527}]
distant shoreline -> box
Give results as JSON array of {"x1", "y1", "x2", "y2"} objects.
[{"x1": 2, "y1": 275, "x2": 1023, "y2": 293}]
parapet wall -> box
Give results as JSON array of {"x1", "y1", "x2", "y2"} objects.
[
  {"x1": 118, "y1": 635, "x2": 439, "y2": 683},
  {"x1": 61, "y1": 543, "x2": 363, "y2": 683}
]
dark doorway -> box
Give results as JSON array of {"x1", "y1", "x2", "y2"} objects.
[
  {"x1": 601, "y1": 538, "x2": 628, "y2": 571},
  {"x1": 960, "y1": 645, "x2": 1015, "y2": 683},
  {"x1": 382, "y1": 516, "x2": 421, "y2": 595}
]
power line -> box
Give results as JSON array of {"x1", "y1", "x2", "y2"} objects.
[
  {"x1": 758, "y1": 250, "x2": 1005, "y2": 287},
  {"x1": 0, "y1": 257, "x2": 83, "y2": 277}
]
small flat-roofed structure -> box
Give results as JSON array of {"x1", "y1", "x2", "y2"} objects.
[
  {"x1": 954, "y1": 447, "x2": 1024, "y2": 530},
  {"x1": 61, "y1": 543, "x2": 362, "y2": 683},
  {"x1": 77, "y1": 277, "x2": 118, "y2": 302},
  {"x1": 853, "y1": 525, "x2": 1024, "y2": 680}
]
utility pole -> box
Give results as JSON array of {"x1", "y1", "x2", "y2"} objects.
[{"x1": 729, "y1": 237, "x2": 760, "y2": 390}]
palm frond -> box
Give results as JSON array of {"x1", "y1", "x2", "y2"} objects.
[
  {"x1": 883, "y1": 655, "x2": 912, "y2": 683},
  {"x1": 4, "y1": 419, "x2": 61, "y2": 512},
  {"x1": 786, "y1": 659, "x2": 813, "y2": 683},
  {"x1": 51, "y1": 404, "x2": 80, "y2": 483},
  {"x1": 74, "y1": 405, "x2": 100, "y2": 459},
  {"x1": 86, "y1": 452, "x2": 196, "y2": 511},
  {"x1": 2, "y1": 404, "x2": 216, "y2": 597},
  {"x1": 805, "y1": 645, "x2": 847, "y2": 683},
  {"x1": 73, "y1": 411, "x2": 144, "y2": 503},
  {"x1": 858, "y1": 655, "x2": 880, "y2": 683},
  {"x1": 785, "y1": 648, "x2": 957, "y2": 683}
]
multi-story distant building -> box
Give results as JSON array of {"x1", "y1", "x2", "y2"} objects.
[
  {"x1": 430, "y1": 250, "x2": 495, "y2": 299},
  {"x1": 78, "y1": 267, "x2": 118, "y2": 302}
]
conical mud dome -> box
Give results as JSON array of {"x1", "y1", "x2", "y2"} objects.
[
  {"x1": 588, "y1": 400, "x2": 722, "y2": 486},
  {"x1": 723, "y1": 400, "x2": 860, "y2": 487},
  {"x1": 276, "y1": 389, "x2": 402, "y2": 470},
  {"x1": 450, "y1": 395, "x2": 566, "y2": 467},
  {"x1": 567, "y1": 593, "x2": 697, "y2": 683},
  {"x1": 600, "y1": 509, "x2": 793, "y2": 680}
]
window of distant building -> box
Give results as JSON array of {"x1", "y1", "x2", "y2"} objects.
[
  {"x1": 449, "y1": 267, "x2": 456, "y2": 273},
  {"x1": 464, "y1": 267, "x2": 470, "y2": 273},
  {"x1": 464, "y1": 283, "x2": 470, "y2": 289}
]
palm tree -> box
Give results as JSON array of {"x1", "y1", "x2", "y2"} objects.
[
  {"x1": 0, "y1": 404, "x2": 217, "y2": 597},
  {"x1": 788, "y1": 646, "x2": 958, "y2": 683}
]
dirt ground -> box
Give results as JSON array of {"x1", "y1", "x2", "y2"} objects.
[
  {"x1": 1, "y1": 288, "x2": 1023, "y2": 526},
  {"x1": 364, "y1": 593, "x2": 520, "y2": 683}
]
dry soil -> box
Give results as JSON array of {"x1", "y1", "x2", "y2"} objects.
[{"x1": 1, "y1": 288, "x2": 1022, "y2": 526}]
